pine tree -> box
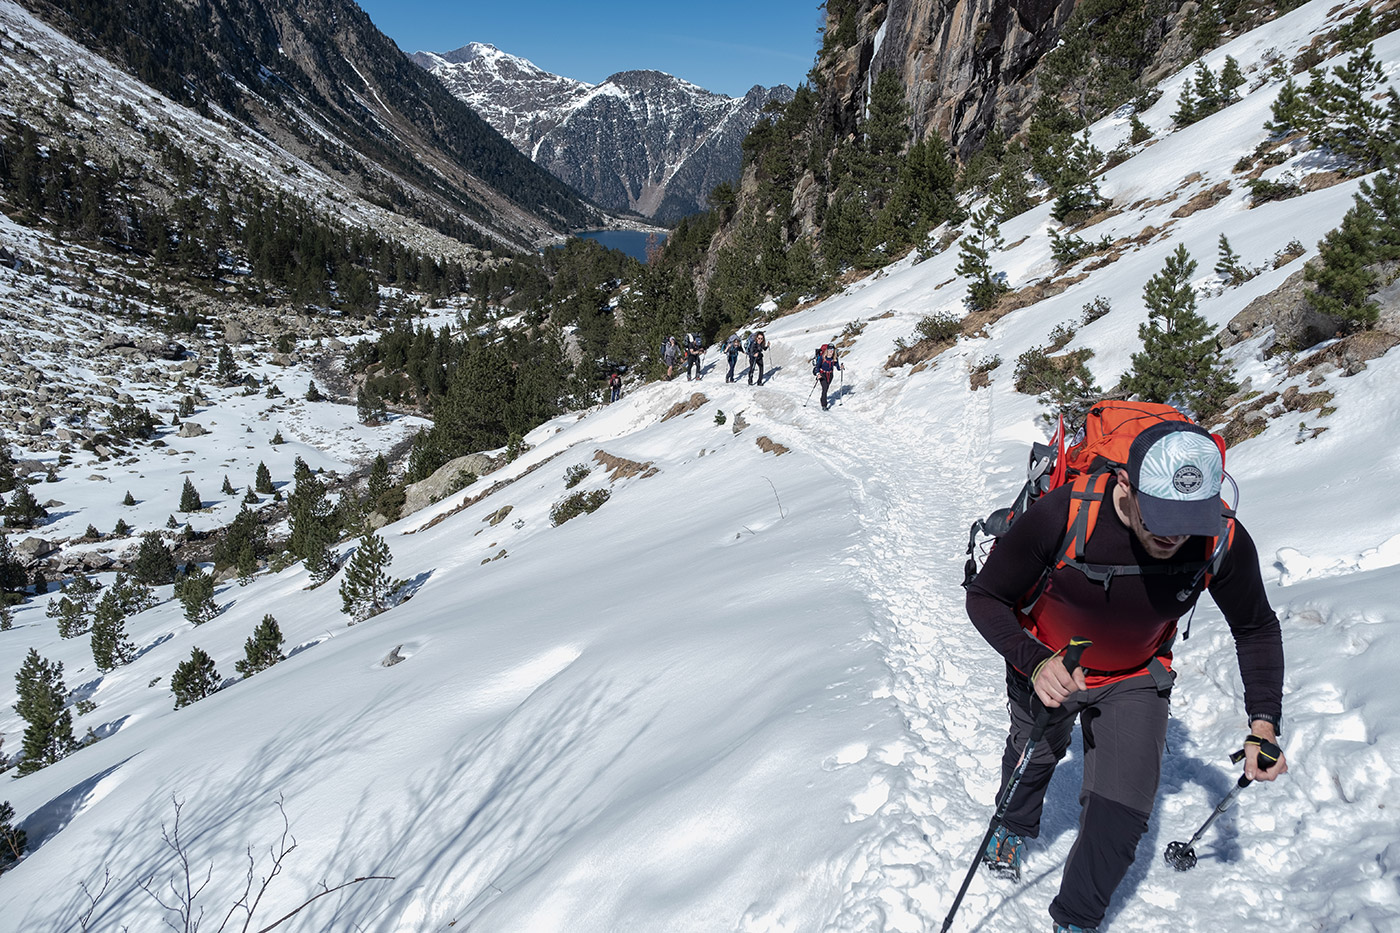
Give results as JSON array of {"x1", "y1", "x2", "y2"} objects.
[
  {"x1": 1120, "y1": 245, "x2": 1238, "y2": 421},
  {"x1": 1050, "y1": 132, "x2": 1105, "y2": 225},
  {"x1": 0, "y1": 532, "x2": 25, "y2": 597},
  {"x1": 131, "y1": 531, "x2": 177, "y2": 585},
  {"x1": 179, "y1": 477, "x2": 201, "y2": 513},
  {"x1": 1193, "y1": 60, "x2": 1223, "y2": 118},
  {"x1": 178, "y1": 567, "x2": 218, "y2": 625},
  {"x1": 366, "y1": 454, "x2": 390, "y2": 506},
  {"x1": 955, "y1": 206, "x2": 1008, "y2": 311},
  {"x1": 46, "y1": 573, "x2": 100, "y2": 638},
  {"x1": 0, "y1": 800, "x2": 26, "y2": 874},
  {"x1": 1306, "y1": 168, "x2": 1400, "y2": 327},
  {"x1": 288, "y1": 458, "x2": 337, "y2": 577},
  {"x1": 171, "y1": 647, "x2": 220, "y2": 709},
  {"x1": 1219, "y1": 56, "x2": 1246, "y2": 103},
  {"x1": 236, "y1": 542, "x2": 257, "y2": 585},
  {"x1": 0, "y1": 602, "x2": 11, "y2": 632},
  {"x1": 110, "y1": 573, "x2": 155, "y2": 615},
  {"x1": 4, "y1": 480, "x2": 46, "y2": 528},
  {"x1": 0, "y1": 440, "x2": 15, "y2": 494},
  {"x1": 235, "y1": 614, "x2": 285, "y2": 678},
  {"x1": 305, "y1": 381, "x2": 323, "y2": 402},
  {"x1": 1215, "y1": 234, "x2": 1249, "y2": 286},
  {"x1": 90, "y1": 590, "x2": 137, "y2": 673},
  {"x1": 356, "y1": 384, "x2": 386, "y2": 425},
  {"x1": 13, "y1": 648, "x2": 77, "y2": 775},
  {"x1": 113, "y1": 518, "x2": 132, "y2": 537},
  {"x1": 339, "y1": 531, "x2": 392, "y2": 623},
  {"x1": 1265, "y1": 77, "x2": 1306, "y2": 138},
  {"x1": 122, "y1": 490, "x2": 136, "y2": 506},
  {"x1": 221, "y1": 475, "x2": 235, "y2": 495},
  {"x1": 216, "y1": 344, "x2": 239, "y2": 384},
  {"x1": 1173, "y1": 81, "x2": 1199, "y2": 127},
  {"x1": 255, "y1": 461, "x2": 274, "y2": 494},
  {"x1": 1306, "y1": 45, "x2": 1399, "y2": 170}
]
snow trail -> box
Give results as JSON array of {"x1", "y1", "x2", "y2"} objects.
[{"x1": 741, "y1": 360, "x2": 1034, "y2": 931}]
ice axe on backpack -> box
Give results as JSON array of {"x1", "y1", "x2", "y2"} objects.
[
  {"x1": 940, "y1": 637, "x2": 1091, "y2": 933},
  {"x1": 1163, "y1": 735, "x2": 1283, "y2": 871}
]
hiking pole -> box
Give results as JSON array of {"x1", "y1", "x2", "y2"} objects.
[
  {"x1": 1163, "y1": 735, "x2": 1282, "y2": 871},
  {"x1": 803, "y1": 377, "x2": 818, "y2": 407},
  {"x1": 940, "y1": 637, "x2": 1091, "y2": 933}
]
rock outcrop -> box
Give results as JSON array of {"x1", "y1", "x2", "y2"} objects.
[{"x1": 867, "y1": 0, "x2": 1077, "y2": 156}]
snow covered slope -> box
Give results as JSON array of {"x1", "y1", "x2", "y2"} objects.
[{"x1": 1, "y1": 3, "x2": 1397, "y2": 931}]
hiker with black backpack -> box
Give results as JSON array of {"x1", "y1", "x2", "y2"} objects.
[
  {"x1": 684, "y1": 332, "x2": 705, "y2": 382},
  {"x1": 608, "y1": 371, "x2": 623, "y2": 403},
  {"x1": 812, "y1": 344, "x2": 843, "y2": 410},
  {"x1": 723, "y1": 333, "x2": 743, "y2": 382},
  {"x1": 959, "y1": 402, "x2": 1286, "y2": 933},
  {"x1": 746, "y1": 331, "x2": 768, "y2": 386}
]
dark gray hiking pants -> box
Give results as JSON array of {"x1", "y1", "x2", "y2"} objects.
[{"x1": 998, "y1": 664, "x2": 1170, "y2": 929}]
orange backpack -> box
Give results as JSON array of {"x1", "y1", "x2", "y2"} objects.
[{"x1": 963, "y1": 400, "x2": 1235, "y2": 612}]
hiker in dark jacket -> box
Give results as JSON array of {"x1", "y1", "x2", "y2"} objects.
[
  {"x1": 814, "y1": 344, "x2": 843, "y2": 410},
  {"x1": 965, "y1": 422, "x2": 1286, "y2": 933},
  {"x1": 684, "y1": 333, "x2": 704, "y2": 381},
  {"x1": 723, "y1": 334, "x2": 743, "y2": 382},
  {"x1": 608, "y1": 372, "x2": 623, "y2": 403},
  {"x1": 746, "y1": 332, "x2": 768, "y2": 386}
]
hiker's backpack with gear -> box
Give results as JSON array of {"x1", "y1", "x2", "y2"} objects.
[
  {"x1": 962, "y1": 400, "x2": 1237, "y2": 616},
  {"x1": 813, "y1": 344, "x2": 832, "y2": 375}
]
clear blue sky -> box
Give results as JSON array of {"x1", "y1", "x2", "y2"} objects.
[{"x1": 356, "y1": 0, "x2": 824, "y2": 97}]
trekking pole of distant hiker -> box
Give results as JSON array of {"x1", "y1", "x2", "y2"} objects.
[
  {"x1": 940, "y1": 637, "x2": 1091, "y2": 933},
  {"x1": 1163, "y1": 735, "x2": 1282, "y2": 871},
  {"x1": 804, "y1": 377, "x2": 819, "y2": 407}
]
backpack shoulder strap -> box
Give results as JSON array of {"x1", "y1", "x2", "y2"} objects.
[{"x1": 1020, "y1": 473, "x2": 1110, "y2": 610}]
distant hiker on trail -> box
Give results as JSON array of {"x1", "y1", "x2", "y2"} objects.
[
  {"x1": 813, "y1": 344, "x2": 843, "y2": 410},
  {"x1": 746, "y1": 331, "x2": 768, "y2": 386},
  {"x1": 662, "y1": 336, "x2": 680, "y2": 380},
  {"x1": 608, "y1": 371, "x2": 622, "y2": 403},
  {"x1": 723, "y1": 333, "x2": 743, "y2": 383},
  {"x1": 964, "y1": 417, "x2": 1286, "y2": 933},
  {"x1": 684, "y1": 332, "x2": 705, "y2": 382}
]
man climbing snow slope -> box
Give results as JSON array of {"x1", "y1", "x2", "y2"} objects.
[{"x1": 965, "y1": 419, "x2": 1287, "y2": 933}]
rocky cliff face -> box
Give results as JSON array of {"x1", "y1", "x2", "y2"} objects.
[
  {"x1": 819, "y1": 0, "x2": 1077, "y2": 158},
  {"x1": 414, "y1": 44, "x2": 794, "y2": 223},
  {"x1": 874, "y1": 0, "x2": 1077, "y2": 154}
]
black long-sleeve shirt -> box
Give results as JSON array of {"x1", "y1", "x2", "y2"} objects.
[{"x1": 965, "y1": 478, "x2": 1284, "y2": 720}]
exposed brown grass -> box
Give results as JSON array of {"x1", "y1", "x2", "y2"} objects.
[
  {"x1": 593, "y1": 449, "x2": 659, "y2": 482},
  {"x1": 661, "y1": 393, "x2": 708, "y2": 422},
  {"x1": 1172, "y1": 182, "x2": 1232, "y2": 218},
  {"x1": 756, "y1": 436, "x2": 790, "y2": 456}
]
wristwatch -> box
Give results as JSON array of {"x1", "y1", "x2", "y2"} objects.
[{"x1": 1248, "y1": 712, "x2": 1282, "y2": 737}]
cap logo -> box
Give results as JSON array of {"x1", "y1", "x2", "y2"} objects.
[{"x1": 1172, "y1": 464, "x2": 1204, "y2": 495}]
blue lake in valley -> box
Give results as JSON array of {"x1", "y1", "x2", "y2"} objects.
[{"x1": 573, "y1": 229, "x2": 667, "y2": 262}]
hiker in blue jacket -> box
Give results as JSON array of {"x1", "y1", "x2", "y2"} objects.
[
  {"x1": 723, "y1": 334, "x2": 743, "y2": 382},
  {"x1": 814, "y1": 344, "x2": 843, "y2": 410}
]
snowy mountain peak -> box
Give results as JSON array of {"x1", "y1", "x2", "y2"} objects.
[{"x1": 414, "y1": 44, "x2": 793, "y2": 222}]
